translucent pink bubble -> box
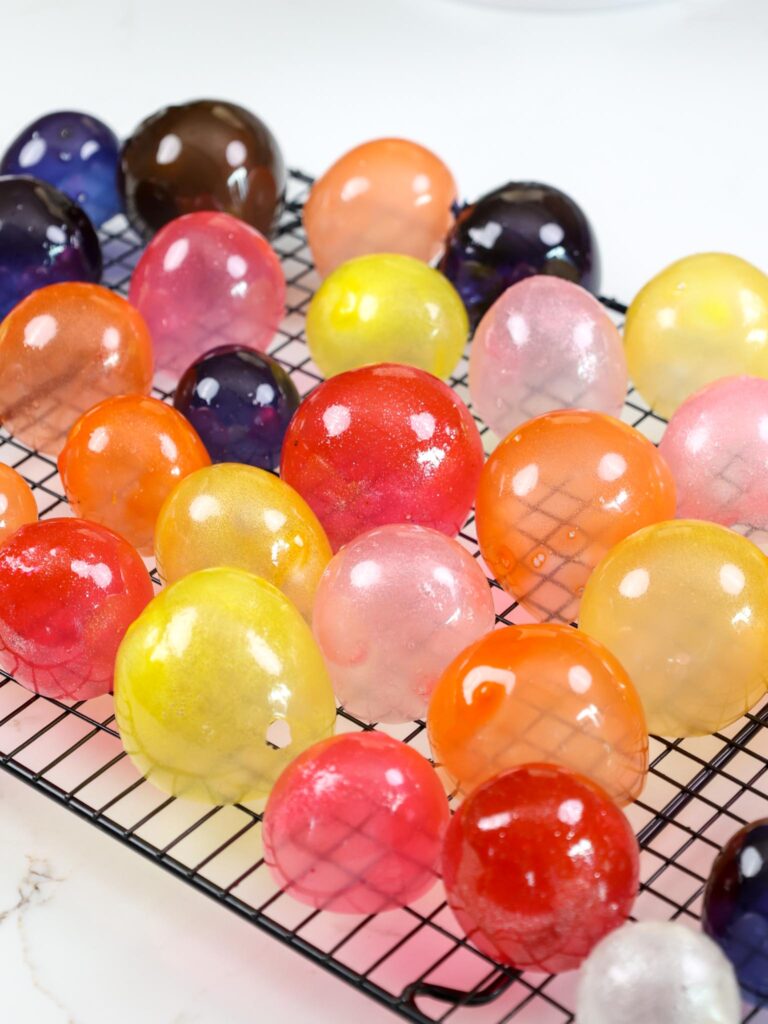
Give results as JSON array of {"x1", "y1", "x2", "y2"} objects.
[
  {"x1": 313, "y1": 524, "x2": 496, "y2": 723},
  {"x1": 263, "y1": 732, "x2": 449, "y2": 914},
  {"x1": 659, "y1": 375, "x2": 768, "y2": 530},
  {"x1": 129, "y1": 210, "x2": 285, "y2": 380},
  {"x1": 469, "y1": 276, "x2": 627, "y2": 440}
]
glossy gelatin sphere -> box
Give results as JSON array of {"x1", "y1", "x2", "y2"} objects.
[
  {"x1": 0, "y1": 175, "x2": 101, "y2": 319},
  {"x1": 0, "y1": 518, "x2": 152, "y2": 701},
  {"x1": 281, "y1": 363, "x2": 484, "y2": 550},
  {"x1": 263, "y1": 732, "x2": 449, "y2": 913},
  {"x1": 129, "y1": 211, "x2": 285, "y2": 379},
  {"x1": 624, "y1": 253, "x2": 768, "y2": 418},
  {"x1": 313, "y1": 525, "x2": 495, "y2": 723},
  {"x1": 580, "y1": 519, "x2": 768, "y2": 736},
  {"x1": 154, "y1": 463, "x2": 332, "y2": 619},
  {"x1": 659, "y1": 375, "x2": 768, "y2": 533},
  {"x1": 439, "y1": 181, "x2": 600, "y2": 329},
  {"x1": 0, "y1": 466, "x2": 37, "y2": 544},
  {"x1": 304, "y1": 138, "x2": 456, "y2": 277},
  {"x1": 576, "y1": 922, "x2": 741, "y2": 1024},
  {"x1": 119, "y1": 99, "x2": 285, "y2": 239},
  {"x1": 115, "y1": 567, "x2": 336, "y2": 804},
  {"x1": 469, "y1": 276, "x2": 626, "y2": 438},
  {"x1": 428, "y1": 624, "x2": 648, "y2": 804},
  {"x1": 174, "y1": 345, "x2": 299, "y2": 469},
  {"x1": 306, "y1": 254, "x2": 468, "y2": 379},
  {"x1": 58, "y1": 395, "x2": 211, "y2": 553},
  {"x1": 442, "y1": 764, "x2": 638, "y2": 973},
  {"x1": 1, "y1": 111, "x2": 122, "y2": 226},
  {"x1": 0, "y1": 282, "x2": 153, "y2": 455},
  {"x1": 703, "y1": 819, "x2": 768, "y2": 1002},
  {"x1": 476, "y1": 410, "x2": 675, "y2": 623}
]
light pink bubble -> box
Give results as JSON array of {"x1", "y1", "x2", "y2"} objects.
[
  {"x1": 312, "y1": 524, "x2": 496, "y2": 723},
  {"x1": 469, "y1": 276, "x2": 627, "y2": 440},
  {"x1": 659, "y1": 375, "x2": 768, "y2": 530}
]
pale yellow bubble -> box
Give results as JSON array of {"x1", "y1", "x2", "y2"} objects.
[
  {"x1": 580, "y1": 519, "x2": 768, "y2": 736},
  {"x1": 306, "y1": 253, "x2": 468, "y2": 380},
  {"x1": 114, "y1": 567, "x2": 336, "y2": 804},
  {"x1": 624, "y1": 253, "x2": 768, "y2": 418}
]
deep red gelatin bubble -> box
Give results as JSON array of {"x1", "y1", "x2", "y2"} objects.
[
  {"x1": 0, "y1": 518, "x2": 153, "y2": 701},
  {"x1": 442, "y1": 763, "x2": 639, "y2": 974},
  {"x1": 280, "y1": 363, "x2": 484, "y2": 551},
  {"x1": 263, "y1": 731, "x2": 449, "y2": 914}
]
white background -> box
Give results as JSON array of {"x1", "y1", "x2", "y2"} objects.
[{"x1": 0, "y1": 0, "x2": 766, "y2": 1021}]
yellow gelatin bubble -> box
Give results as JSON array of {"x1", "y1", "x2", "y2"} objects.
[
  {"x1": 114, "y1": 567, "x2": 336, "y2": 804},
  {"x1": 580, "y1": 519, "x2": 768, "y2": 737},
  {"x1": 624, "y1": 253, "x2": 768, "y2": 418},
  {"x1": 154, "y1": 463, "x2": 332, "y2": 619},
  {"x1": 306, "y1": 253, "x2": 468, "y2": 379}
]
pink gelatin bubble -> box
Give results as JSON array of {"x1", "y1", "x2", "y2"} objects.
[
  {"x1": 129, "y1": 210, "x2": 286, "y2": 381},
  {"x1": 659, "y1": 375, "x2": 768, "y2": 532},
  {"x1": 263, "y1": 732, "x2": 449, "y2": 914},
  {"x1": 469, "y1": 276, "x2": 627, "y2": 440},
  {"x1": 313, "y1": 524, "x2": 495, "y2": 724}
]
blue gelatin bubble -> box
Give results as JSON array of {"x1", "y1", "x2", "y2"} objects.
[
  {"x1": 703, "y1": 818, "x2": 768, "y2": 1003},
  {"x1": 0, "y1": 175, "x2": 102, "y2": 319},
  {"x1": 174, "y1": 345, "x2": 300, "y2": 471},
  {"x1": 1, "y1": 111, "x2": 123, "y2": 227}
]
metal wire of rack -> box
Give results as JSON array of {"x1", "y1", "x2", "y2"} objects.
[{"x1": 0, "y1": 169, "x2": 766, "y2": 1024}]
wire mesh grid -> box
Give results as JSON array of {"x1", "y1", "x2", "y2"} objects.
[{"x1": 0, "y1": 169, "x2": 766, "y2": 1023}]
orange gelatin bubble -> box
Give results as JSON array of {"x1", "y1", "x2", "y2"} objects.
[
  {"x1": 428, "y1": 623, "x2": 648, "y2": 806},
  {"x1": 59, "y1": 394, "x2": 210, "y2": 553},
  {"x1": 0, "y1": 282, "x2": 153, "y2": 455},
  {"x1": 0, "y1": 465, "x2": 37, "y2": 544},
  {"x1": 475, "y1": 410, "x2": 675, "y2": 623},
  {"x1": 303, "y1": 138, "x2": 457, "y2": 277}
]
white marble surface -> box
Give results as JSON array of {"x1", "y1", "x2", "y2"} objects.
[{"x1": 0, "y1": 0, "x2": 766, "y2": 1022}]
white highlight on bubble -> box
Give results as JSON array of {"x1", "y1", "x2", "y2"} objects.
[
  {"x1": 227, "y1": 254, "x2": 247, "y2": 279},
  {"x1": 568, "y1": 665, "x2": 592, "y2": 694},
  {"x1": 46, "y1": 225, "x2": 66, "y2": 246},
  {"x1": 322, "y1": 404, "x2": 351, "y2": 437},
  {"x1": 539, "y1": 222, "x2": 565, "y2": 247},
  {"x1": 477, "y1": 811, "x2": 512, "y2": 832},
  {"x1": 340, "y1": 176, "x2": 369, "y2": 202},
  {"x1": 512, "y1": 463, "x2": 538, "y2": 497},
  {"x1": 102, "y1": 326, "x2": 120, "y2": 352},
  {"x1": 159, "y1": 433, "x2": 179, "y2": 462},
  {"x1": 196, "y1": 377, "x2": 220, "y2": 403},
  {"x1": 598, "y1": 452, "x2": 627, "y2": 482},
  {"x1": 507, "y1": 313, "x2": 529, "y2": 348},
  {"x1": 741, "y1": 846, "x2": 763, "y2": 878},
  {"x1": 350, "y1": 559, "x2": 381, "y2": 589},
  {"x1": 720, "y1": 562, "x2": 745, "y2": 596},
  {"x1": 462, "y1": 665, "x2": 516, "y2": 704},
  {"x1": 246, "y1": 629, "x2": 283, "y2": 676},
  {"x1": 619, "y1": 567, "x2": 650, "y2": 599},
  {"x1": 156, "y1": 133, "x2": 182, "y2": 165},
  {"x1": 226, "y1": 140, "x2": 247, "y2": 167},
  {"x1": 410, "y1": 412, "x2": 435, "y2": 441},
  {"x1": 23, "y1": 314, "x2": 57, "y2": 350},
  {"x1": 18, "y1": 137, "x2": 46, "y2": 168},
  {"x1": 188, "y1": 494, "x2": 221, "y2": 522},
  {"x1": 558, "y1": 798, "x2": 584, "y2": 826},
  {"x1": 263, "y1": 509, "x2": 287, "y2": 532},
  {"x1": 71, "y1": 559, "x2": 113, "y2": 589},
  {"x1": 163, "y1": 238, "x2": 189, "y2": 272},
  {"x1": 87, "y1": 426, "x2": 109, "y2": 454}
]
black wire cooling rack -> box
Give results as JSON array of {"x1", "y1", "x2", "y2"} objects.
[{"x1": 0, "y1": 169, "x2": 766, "y2": 1024}]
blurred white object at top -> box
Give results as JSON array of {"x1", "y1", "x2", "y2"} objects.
[{"x1": 462, "y1": 0, "x2": 667, "y2": 9}]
